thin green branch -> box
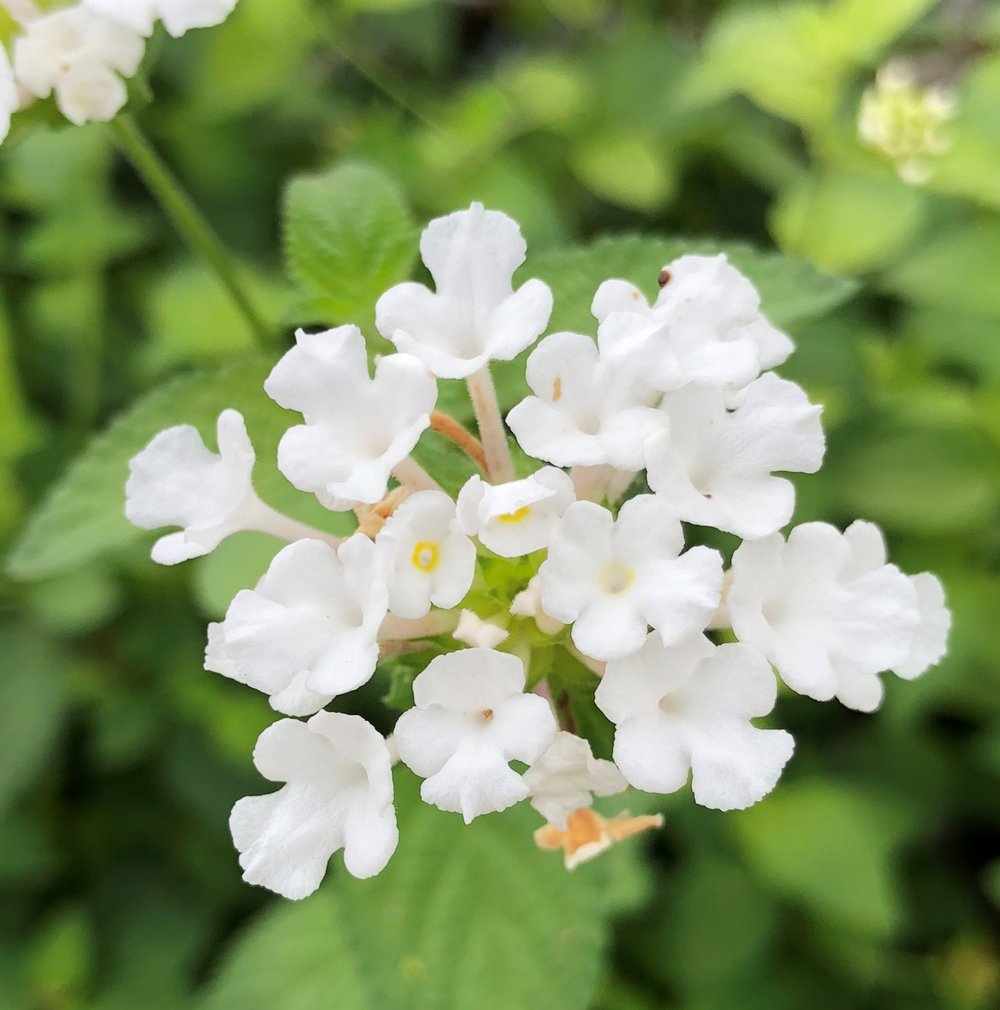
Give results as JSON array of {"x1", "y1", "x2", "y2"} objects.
[{"x1": 110, "y1": 114, "x2": 271, "y2": 347}]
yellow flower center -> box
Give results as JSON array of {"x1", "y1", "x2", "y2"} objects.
[
  {"x1": 411, "y1": 541, "x2": 440, "y2": 572},
  {"x1": 598, "y1": 562, "x2": 634, "y2": 596},
  {"x1": 498, "y1": 506, "x2": 531, "y2": 524}
]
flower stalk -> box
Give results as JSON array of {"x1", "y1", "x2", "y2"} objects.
[
  {"x1": 110, "y1": 115, "x2": 271, "y2": 347},
  {"x1": 467, "y1": 366, "x2": 515, "y2": 484}
]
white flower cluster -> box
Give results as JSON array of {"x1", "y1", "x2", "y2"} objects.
[
  {"x1": 126, "y1": 203, "x2": 950, "y2": 898},
  {"x1": 0, "y1": 0, "x2": 238, "y2": 139},
  {"x1": 858, "y1": 61, "x2": 955, "y2": 186}
]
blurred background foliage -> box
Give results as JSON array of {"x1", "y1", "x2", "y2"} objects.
[{"x1": 2, "y1": 0, "x2": 1000, "y2": 1007}]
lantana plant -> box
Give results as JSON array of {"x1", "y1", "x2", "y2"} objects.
[{"x1": 125, "y1": 203, "x2": 950, "y2": 900}]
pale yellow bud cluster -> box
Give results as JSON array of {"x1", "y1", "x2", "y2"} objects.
[{"x1": 858, "y1": 61, "x2": 955, "y2": 185}]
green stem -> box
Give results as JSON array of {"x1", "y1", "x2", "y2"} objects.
[{"x1": 110, "y1": 115, "x2": 270, "y2": 346}]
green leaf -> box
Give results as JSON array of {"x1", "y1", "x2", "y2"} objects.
[
  {"x1": 771, "y1": 172, "x2": 926, "y2": 274},
  {"x1": 549, "y1": 648, "x2": 615, "y2": 761},
  {"x1": 883, "y1": 220, "x2": 1000, "y2": 318},
  {"x1": 650, "y1": 854, "x2": 779, "y2": 991},
  {"x1": 200, "y1": 773, "x2": 641, "y2": 1010},
  {"x1": 283, "y1": 162, "x2": 417, "y2": 330},
  {"x1": 140, "y1": 262, "x2": 290, "y2": 377},
  {"x1": 25, "y1": 564, "x2": 122, "y2": 634},
  {"x1": 27, "y1": 906, "x2": 95, "y2": 1006},
  {"x1": 696, "y1": 0, "x2": 934, "y2": 128},
  {"x1": 732, "y1": 779, "x2": 909, "y2": 938},
  {"x1": 5, "y1": 357, "x2": 343, "y2": 581},
  {"x1": 832, "y1": 422, "x2": 1000, "y2": 535},
  {"x1": 191, "y1": 532, "x2": 282, "y2": 620},
  {"x1": 0, "y1": 629, "x2": 70, "y2": 816},
  {"x1": 569, "y1": 133, "x2": 675, "y2": 212}
]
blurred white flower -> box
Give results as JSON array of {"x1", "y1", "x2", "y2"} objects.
[
  {"x1": 13, "y1": 5, "x2": 144, "y2": 125},
  {"x1": 375, "y1": 203, "x2": 553, "y2": 379},
  {"x1": 231, "y1": 713, "x2": 397, "y2": 899},
  {"x1": 84, "y1": 0, "x2": 239, "y2": 37},
  {"x1": 539, "y1": 495, "x2": 724, "y2": 662},
  {"x1": 858, "y1": 61, "x2": 955, "y2": 185},
  {"x1": 394, "y1": 649, "x2": 557, "y2": 823},
  {"x1": 596, "y1": 634, "x2": 793, "y2": 809},
  {"x1": 0, "y1": 47, "x2": 19, "y2": 144},
  {"x1": 265, "y1": 325, "x2": 436, "y2": 510}
]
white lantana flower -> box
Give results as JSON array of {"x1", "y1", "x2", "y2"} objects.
[
  {"x1": 126, "y1": 409, "x2": 257, "y2": 565},
  {"x1": 264, "y1": 325, "x2": 436, "y2": 510},
  {"x1": 375, "y1": 203, "x2": 553, "y2": 379},
  {"x1": 596, "y1": 634, "x2": 794, "y2": 810},
  {"x1": 645, "y1": 373, "x2": 825, "y2": 539},
  {"x1": 207, "y1": 536, "x2": 388, "y2": 716},
  {"x1": 539, "y1": 495, "x2": 724, "y2": 662},
  {"x1": 523, "y1": 731, "x2": 626, "y2": 828},
  {"x1": 394, "y1": 649, "x2": 557, "y2": 823},
  {"x1": 456, "y1": 467, "x2": 575, "y2": 557},
  {"x1": 506, "y1": 331, "x2": 668, "y2": 470},
  {"x1": 840, "y1": 520, "x2": 950, "y2": 681},
  {"x1": 594, "y1": 254, "x2": 794, "y2": 392},
  {"x1": 727, "y1": 521, "x2": 922, "y2": 712},
  {"x1": 13, "y1": 6, "x2": 144, "y2": 126},
  {"x1": 84, "y1": 0, "x2": 239, "y2": 37},
  {"x1": 375, "y1": 490, "x2": 476, "y2": 619},
  {"x1": 231, "y1": 713, "x2": 398, "y2": 899},
  {"x1": 0, "y1": 47, "x2": 18, "y2": 144}
]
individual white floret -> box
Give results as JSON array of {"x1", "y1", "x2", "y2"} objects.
[
  {"x1": 13, "y1": 6, "x2": 144, "y2": 126},
  {"x1": 394, "y1": 649, "x2": 557, "y2": 823},
  {"x1": 645, "y1": 373, "x2": 825, "y2": 539},
  {"x1": 506, "y1": 331, "x2": 667, "y2": 470},
  {"x1": 596, "y1": 634, "x2": 794, "y2": 810},
  {"x1": 539, "y1": 495, "x2": 724, "y2": 662},
  {"x1": 726, "y1": 521, "x2": 923, "y2": 711},
  {"x1": 126, "y1": 409, "x2": 259, "y2": 565},
  {"x1": 84, "y1": 0, "x2": 239, "y2": 37},
  {"x1": 523, "y1": 731, "x2": 626, "y2": 828},
  {"x1": 375, "y1": 203, "x2": 553, "y2": 379},
  {"x1": 456, "y1": 466, "x2": 575, "y2": 557},
  {"x1": 0, "y1": 47, "x2": 18, "y2": 144},
  {"x1": 264, "y1": 325, "x2": 436, "y2": 511},
  {"x1": 206, "y1": 536, "x2": 388, "y2": 716},
  {"x1": 230, "y1": 713, "x2": 398, "y2": 899},
  {"x1": 594, "y1": 254, "x2": 794, "y2": 392},
  {"x1": 453, "y1": 610, "x2": 508, "y2": 649},
  {"x1": 840, "y1": 520, "x2": 950, "y2": 682},
  {"x1": 375, "y1": 490, "x2": 476, "y2": 619}
]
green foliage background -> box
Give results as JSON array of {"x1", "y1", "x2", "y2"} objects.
[{"x1": 2, "y1": 0, "x2": 1000, "y2": 1007}]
